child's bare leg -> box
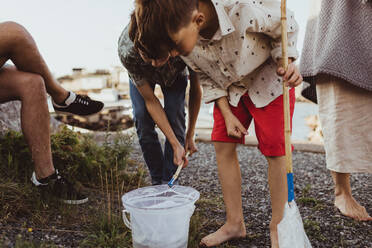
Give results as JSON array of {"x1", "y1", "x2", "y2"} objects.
[
  {"x1": 200, "y1": 142, "x2": 246, "y2": 247},
  {"x1": 266, "y1": 156, "x2": 287, "y2": 248},
  {"x1": 0, "y1": 21, "x2": 68, "y2": 103},
  {"x1": 332, "y1": 171, "x2": 372, "y2": 221}
]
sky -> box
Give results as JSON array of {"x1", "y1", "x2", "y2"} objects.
[{"x1": 1, "y1": 0, "x2": 310, "y2": 77}]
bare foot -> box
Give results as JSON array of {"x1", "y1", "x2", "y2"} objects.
[
  {"x1": 270, "y1": 224, "x2": 279, "y2": 248},
  {"x1": 334, "y1": 193, "x2": 372, "y2": 221},
  {"x1": 199, "y1": 221, "x2": 246, "y2": 247}
]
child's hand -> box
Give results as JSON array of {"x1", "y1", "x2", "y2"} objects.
[
  {"x1": 185, "y1": 132, "x2": 198, "y2": 156},
  {"x1": 277, "y1": 60, "x2": 303, "y2": 88},
  {"x1": 173, "y1": 142, "x2": 189, "y2": 168},
  {"x1": 225, "y1": 113, "x2": 248, "y2": 139}
]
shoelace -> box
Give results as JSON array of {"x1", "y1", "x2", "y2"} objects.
[
  {"x1": 55, "y1": 175, "x2": 77, "y2": 193},
  {"x1": 74, "y1": 95, "x2": 91, "y2": 106}
]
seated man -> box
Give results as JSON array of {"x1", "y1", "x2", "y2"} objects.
[{"x1": 0, "y1": 21, "x2": 104, "y2": 204}]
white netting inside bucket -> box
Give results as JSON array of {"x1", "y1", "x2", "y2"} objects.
[
  {"x1": 122, "y1": 185, "x2": 200, "y2": 248},
  {"x1": 122, "y1": 185, "x2": 199, "y2": 210}
]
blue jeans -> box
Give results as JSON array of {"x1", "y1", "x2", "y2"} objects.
[{"x1": 129, "y1": 75, "x2": 187, "y2": 184}]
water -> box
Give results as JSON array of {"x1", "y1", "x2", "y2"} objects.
[
  {"x1": 49, "y1": 94, "x2": 318, "y2": 141},
  {"x1": 292, "y1": 102, "x2": 319, "y2": 141},
  {"x1": 142, "y1": 199, "x2": 181, "y2": 209}
]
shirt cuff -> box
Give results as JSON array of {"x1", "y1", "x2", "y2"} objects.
[{"x1": 203, "y1": 89, "x2": 228, "y2": 104}]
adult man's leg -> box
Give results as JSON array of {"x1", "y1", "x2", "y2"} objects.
[
  {"x1": 161, "y1": 75, "x2": 187, "y2": 182},
  {"x1": 129, "y1": 79, "x2": 165, "y2": 185},
  {"x1": 0, "y1": 66, "x2": 54, "y2": 178},
  {"x1": 0, "y1": 65, "x2": 88, "y2": 204},
  {"x1": 0, "y1": 21, "x2": 103, "y2": 115}
]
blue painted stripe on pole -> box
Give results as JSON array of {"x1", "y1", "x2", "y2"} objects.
[
  {"x1": 168, "y1": 178, "x2": 175, "y2": 187},
  {"x1": 287, "y1": 173, "x2": 295, "y2": 202}
]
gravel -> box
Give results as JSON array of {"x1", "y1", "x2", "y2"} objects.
[
  {"x1": 1, "y1": 141, "x2": 370, "y2": 248},
  {"x1": 131, "y1": 141, "x2": 372, "y2": 248}
]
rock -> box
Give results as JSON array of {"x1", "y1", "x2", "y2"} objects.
[
  {"x1": 0, "y1": 101, "x2": 63, "y2": 135},
  {"x1": 0, "y1": 101, "x2": 22, "y2": 134}
]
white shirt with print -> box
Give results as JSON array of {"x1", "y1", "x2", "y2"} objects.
[{"x1": 181, "y1": 0, "x2": 299, "y2": 108}]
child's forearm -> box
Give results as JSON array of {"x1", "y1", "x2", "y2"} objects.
[
  {"x1": 145, "y1": 98, "x2": 180, "y2": 148},
  {"x1": 187, "y1": 72, "x2": 202, "y2": 136},
  {"x1": 216, "y1": 96, "x2": 234, "y2": 119},
  {"x1": 216, "y1": 96, "x2": 247, "y2": 138},
  {"x1": 137, "y1": 83, "x2": 182, "y2": 149}
]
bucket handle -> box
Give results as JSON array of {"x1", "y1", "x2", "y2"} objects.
[{"x1": 122, "y1": 209, "x2": 131, "y2": 230}]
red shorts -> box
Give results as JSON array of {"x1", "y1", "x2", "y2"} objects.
[{"x1": 212, "y1": 88, "x2": 295, "y2": 156}]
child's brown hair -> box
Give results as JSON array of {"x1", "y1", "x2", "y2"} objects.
[{"x1": 130, "y1": 0, "x2": 198, "y2": 59}]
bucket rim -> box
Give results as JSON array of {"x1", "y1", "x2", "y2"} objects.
[
  {"x1": 121, "y1": 185, "x2": 200, "y2": 211},
  {"x1": 123, "y1": 200, "x2": 197, "y2": 212}
]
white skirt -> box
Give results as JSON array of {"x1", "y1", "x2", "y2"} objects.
[{"x1": 316, "y1": 75, "x2": 372, "y2": 173}]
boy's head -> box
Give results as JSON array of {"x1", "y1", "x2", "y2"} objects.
[
  {"x1": 129, "y1": 10, "x2": 171, "y2": 67},
  {"x1": 132, "y1": 0, "x2": 205, "y2": 60}
]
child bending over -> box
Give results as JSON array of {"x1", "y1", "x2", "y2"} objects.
[{"x1": 133, "y1": 0, "x2": 302, "y2": 247}]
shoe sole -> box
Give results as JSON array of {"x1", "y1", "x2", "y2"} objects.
[
  {"x1": 54, "y1": 110, "x2": 101, "y2": 117},
  {"x1": 62, "y1": 197, "x2": 89, "y2": 205}
]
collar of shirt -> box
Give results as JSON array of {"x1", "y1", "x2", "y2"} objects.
[{"x1": 201, "y1": 0, "x2": 235, "y2": 41}]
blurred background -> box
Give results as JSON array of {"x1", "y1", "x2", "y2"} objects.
[
  {"x1": 0, "y1": 0, "x2": 322, "y2": 142},
  {"x1": 0, "y1": 0, "x2": 309, "y2": 77}
]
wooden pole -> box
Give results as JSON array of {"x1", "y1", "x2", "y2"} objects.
[{"x1": 281, "y1": 0, "x2": 293, "y2": 174}]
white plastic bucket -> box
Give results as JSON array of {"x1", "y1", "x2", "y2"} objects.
[{"x1": 122, "y1": 185, "x2": 200, "y2": 248}]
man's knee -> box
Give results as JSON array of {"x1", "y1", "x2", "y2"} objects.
[
  {"x1": 20, "y1": 74, "x2": 47, "y2": 100},
  {"x1": 0, "y1": 21, "x2": 34, "y2": 50}
]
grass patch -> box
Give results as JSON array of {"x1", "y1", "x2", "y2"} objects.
[
  {"x1": 297, "y1": 183, "x2": 325, "y2": 210},
  {"x1": 0, "y1": 181, "x2": 34, "y2": 222},
  {"x1": 0, "y1": 127, "x2": 229, "y2": 247},
  {"x1": 300, "y1": 185, "x2": 327, "y2": 242},
  {"x1": 303, "y1": 219, "x2": 327, "y2": 242},
  {"x1": 0, "y1": 127, "x2": 131, "y2": 187},
  {"x1": 297, "y1": 197, "x2": 319, "y2": 205},
  {"x1": 14, "y1": 238, "x2": 58, "y2": 248},
  {"x1": 0, "y1": 127, "x2": 136, "y2": 221},
  {"x1": 302, "y1": 183, "x2": 311, "y2": 196},
  {"x1": 80, "y1": 214, "x2": 132, "y2": 248},
  {"x1": 0, "y1": 234, "x2": 59, "y2": 248},
  {"x1": 196, "y1": 196, "x2": 225, "y2": 210},
  {"x1": 0, "y1": 127, "x2": 149, "y2": 247}
]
